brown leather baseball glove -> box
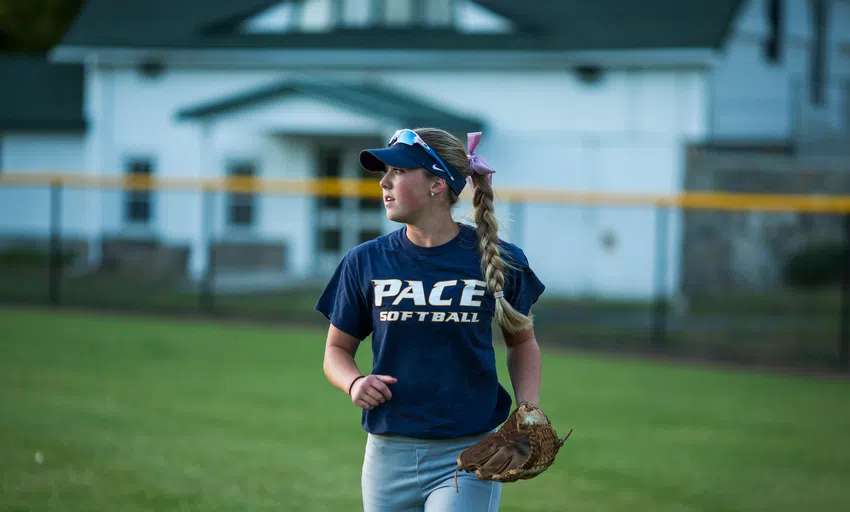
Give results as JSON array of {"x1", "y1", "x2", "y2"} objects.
[{"x1": 454, "y1": 401, "x2": 572, "y2": 491}]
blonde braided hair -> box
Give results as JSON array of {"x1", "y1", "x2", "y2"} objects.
[{"x1": 413, "y1": 128, "x2": 533, "y2": 334}]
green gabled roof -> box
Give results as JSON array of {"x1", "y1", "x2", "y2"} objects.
[
  {"x1": 56, "y1": 0, "x2": 743, "y2": 53},
  {"x1": 177, "y1": 76, "x2": 485, "y2": 134},
  {"x1": 0, "y1": 56, "x2": 85, "y2": 131}
]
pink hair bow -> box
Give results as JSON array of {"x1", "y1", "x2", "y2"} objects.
[{"x1": 466, "y1": 132, "x2": 496, "y2": 187}]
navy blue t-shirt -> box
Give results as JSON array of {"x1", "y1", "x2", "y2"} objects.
[{"x1": 314, "y1": 222, "x2": 545, "y2": 440}]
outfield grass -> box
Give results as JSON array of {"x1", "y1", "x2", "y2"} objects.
[{"x1": 1, "y1": 308, "x2": 849, "y2": 511}]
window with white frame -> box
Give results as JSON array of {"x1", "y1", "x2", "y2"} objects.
[
  {"x1": 226, "y1": 161, "x2": 257, "y2": 227},
  {"x1": 382, "y1": 0, "x2": 415, "y2": 26},
  {"x1": 124, "y1": 157, "x2": 155, "y2": 224},
  {"x1": 243, "y1": 0, "x2": 459, "y2": 32}
]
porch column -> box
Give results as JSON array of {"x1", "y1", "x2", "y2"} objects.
[
  {"x1": 84, "y1": 55, "x2": 109, "y2": 267},
  {"x1": 189, "y1": 121, "x2": 214, "y2": 280}
]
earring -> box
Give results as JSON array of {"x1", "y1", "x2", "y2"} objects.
[{"x1": 431, "y1": 192, "x2": 435, "y2": 196}]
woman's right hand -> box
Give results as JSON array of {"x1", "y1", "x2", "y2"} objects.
[{"x1": 350, "y1": 375, "x2": 397, "y2": 410}]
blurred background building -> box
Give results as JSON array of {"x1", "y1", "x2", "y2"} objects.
[{"x1": 0, "y1": 0, "x2": 848, "y2": 304}]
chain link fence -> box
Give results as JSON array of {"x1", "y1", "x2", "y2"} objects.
[{"x1": 1, "y1": 173, "x2": 848, "y2": 372}]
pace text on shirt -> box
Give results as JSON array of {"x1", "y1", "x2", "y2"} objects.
[{"x1": 371, "y1": 279, "x2": 486, "y2": 323}]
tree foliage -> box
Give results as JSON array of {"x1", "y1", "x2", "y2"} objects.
[{"x1": 0, "y1": 0, "x2": 85, "y2": 54}]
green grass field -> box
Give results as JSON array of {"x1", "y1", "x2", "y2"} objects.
[{"x1": 1, "y1": 307, "x2": 849, "y2": 511}]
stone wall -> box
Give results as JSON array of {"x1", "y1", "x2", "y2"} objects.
[
  {"x1": 211, "y1": 240, "x2": 287, "y2": 272},
  {"x1": 0, "y1": 235, "x2": 290, "y2": 279},
  {"x1": 680, "y1": 146, "x2": 850, "y2": 296},
  {"x1": 100, "y1": 237, "x2": 191, "y2": 278}
]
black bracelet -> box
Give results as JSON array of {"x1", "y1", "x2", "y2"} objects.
[{"x1": 348, "y1": 375, "x2": 365, "y2": 396}]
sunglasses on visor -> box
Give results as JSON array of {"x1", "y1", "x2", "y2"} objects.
[{"x1": 389, "y1": 129, "x2": 457, "y2": 184}]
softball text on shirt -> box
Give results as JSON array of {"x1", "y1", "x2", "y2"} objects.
[{"x1": 373, "y1": 278, "x2": 485, "y2": 324}]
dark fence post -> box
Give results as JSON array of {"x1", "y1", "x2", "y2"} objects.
[
  {"x1": 651, "y1": 204, "x2": 669, "y2": 349},
  {"x1": 839, "y1": 213, "x2": 850, "y2": 371},
  {"x1": 199, "y1": 187, "x2": 215, "y2": 314},
  {"x1": 48, "y1": 179, "x2": 63, "y2": 307}
]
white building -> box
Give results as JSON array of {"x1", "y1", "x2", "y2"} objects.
[{"x1": 0, "y1": 0, "x2": 848, "y2": 299}]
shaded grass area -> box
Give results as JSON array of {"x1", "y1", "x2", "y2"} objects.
[
  {"x1": 1, "y1": 308, "x2": 849, "y2": 511},
  {"x1": 0, "y1": 265, "x2": 845, "y2": 370},
  {"x1": 1, "y1": 267, "x2": 843, "y2": 316},
  {"x1": 0, "y1": 268, "x2": 321, "y2": 318}
]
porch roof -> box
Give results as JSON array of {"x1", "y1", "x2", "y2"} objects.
[
  {"x1": 175, "y1": 76, "x2": 485, "y2": 134},
  {"x1": 56, "y1": 0, "x2": 743, "y2": 53}
]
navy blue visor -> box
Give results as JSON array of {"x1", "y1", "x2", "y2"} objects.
[{"x1": 359, "y1": 129, "x2": 466, "y2": 196}]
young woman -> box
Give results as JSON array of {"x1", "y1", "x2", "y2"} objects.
[{"x1": 316, "y1": 127, "x2": 545, "y2": 511}]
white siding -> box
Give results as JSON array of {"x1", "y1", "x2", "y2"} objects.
[
  {"x1": 84, "y1": 68, "x2": 335, "y2": 278},
  {"x1": 710, "y1": 0, "x2": 792, "y2": 140},
  {"x1": 0, "y1": 132, "x2": 84, "y2": 172},
  {"x1": 194, "y1": 128, "x2": 319, "y2": 279},
  {"x1": 0, "y1": 133, "x2": 91, "y2": 241},
  {"x1": 377, "y1": 69, "x2": 703, "y2": 298},
  {"x1": 23, "y1": 61, "x2": 708, "y2": 297},
  {"x1": 710, "y1": 0, "x2": 850, "y2": 140}
]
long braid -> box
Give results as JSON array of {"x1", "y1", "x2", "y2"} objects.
[
  {"x1": 471, "y1": 174, "x2": 534, "y2": 333},
  {"x1": 414, "y1": 127, "x2": 534, "y2": 334}
]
